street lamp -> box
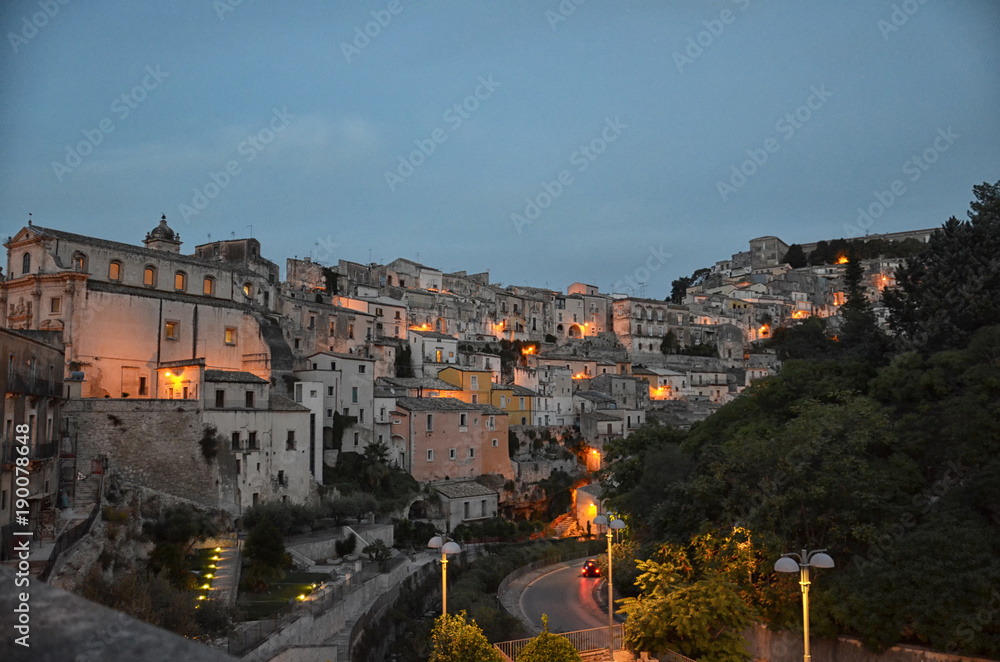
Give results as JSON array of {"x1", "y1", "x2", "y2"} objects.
[
  {"x1": 774, "y1": 549, "x2": 835, "y2": 662},
  {"x1": 428, "y1": 535, "x2": 461, "y2": 618},
  {"x1": 593, "y1": 513, "x2": 626, "y2": 657}
]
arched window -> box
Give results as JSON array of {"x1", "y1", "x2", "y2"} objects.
[
  {"x1": 21, "y1": 252, "x2": 30, "y2": 275},
  {"x1": 108, "y1": 260, "x2": 122, "y2": 281},
  {"x1": 174, "y1": 271, "x2": 187, "y2": 292},
  {"x1": 72, "y1": 252, "x2": 88, "y2": 272},
  {"x1": 243, "y1": 282, "x2": 254, "y2": 297},
  {"x1": 203, "y1": 276, "x2": 215, "y2": 296},
  {"x1": 144, "y1": 266, "x2": 156, "y2": 287}
]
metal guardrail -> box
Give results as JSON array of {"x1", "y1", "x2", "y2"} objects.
[
  {"x1": 228, "y1": 551, "x2": 404, "y2": 657},
  {"x1": 39, "y1": 467, "x2": 106, "y2": 582},
  {"x1": 494, "y1": 624, "x2": 623, "y2": 660}
]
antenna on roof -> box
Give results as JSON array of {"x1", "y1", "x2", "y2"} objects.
[
  {"x1": 247, "y1": 225, "x2": 253, "y2": 238},
  {"x1": 207, "y1": 233, "x2": 212, "y2": 241}
]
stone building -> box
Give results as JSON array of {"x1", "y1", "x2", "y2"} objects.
[
  {"x1": 0, "y1": 328, "x2": 64, "y2": 558},
  {"x1": 2, "y1": 217, "x2": 283, "y2": 398}
]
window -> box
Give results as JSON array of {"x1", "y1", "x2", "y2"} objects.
[
  {"x1": 139, "y1": 376, "x2": 148, "y2": 396},
  {"x1": 236, "y1": 459, "x2": 241, "y2": 475},
  {"x1": 203, "y1": 276, "x2": 215, "y2": 296},
  {"x1": 348, "y1": 324, "x2": 354, "y2": 339},
  {"x1": 231, "y1": 432, "x2": 240, "y2": 450},
  {"x1": 278, "y1": 470, "x2": 285, "y2": 485},
  {"x1": 165, "y1": 321, "x2": 179, "y2": 340},
  {"x1": 50, "y1": 297, "x2": 61, "y2": 313},
  {"x1": 463, "y1": 502, "x2": 470, "y2": 519},
  {"x1": 245, "y1": 391, "x2": 255, "y2": 408},
  {"x1": 144, "y1": 266, "x2": 156, "y2": 286},
  {"x1": 359, "y1": 409, "x2": 365, "y2": 423},
  {"x1": 215, "y1": 390, "x2": 225, "y2": 408},
  {"x1": 330, "y1": 362, "x2": 336, "y2": 371},
  {"x1": 174, "y1": 271, "x2": 187, "y2": 291},
  {"x1": 469, "y1": 447, "x2": 475, "y2": 458},
  {"x1": 352, "y1": 387, "x2": 358, "y2": 403},
  {"x1": 108, "y1": 260, "x2": 122, "y2": 281},
  {"x1": 327, "y1": 386, "x2": 334, "y2": 396},
  {"x1": 492, "y1": 438, "x2": 499, "y2": 447},
  {"x1": 519, "y1": 397, "x2": 525, "y2": 409},
  {"x1": 286, "y1": 430, "x2": 295, "y2": 450},
  {"x1": 471, "y1": 376, "x2": 478, "y2": 389},
  {"x1": 308, "y1": 315, "x2": 315, "y2": 329},
  {"x1": 21, "y1": 252, "x2": 31, "y2": 275},
  {"x1": 248, "y1": 431, "x2": 258, "y2": 449},
  {"x1": 243, "y1": 282, "x2": 254, "y2": 297},
  {"x1": 488, "y1": 416, "x2": 495, "y2": 431},
  {"x1": 460, "y1": 413, "x2": 467, "y2": 427},
  {"x1": 353, "y1": 432, "x2": 359, "y2": 447},
  {"x1": 73, "y1": 252, "x2": 87, "y2": 271},
  {"x1": 449, "y1": 448, "x2": 456, "y2": 460},
  {"x1": 471, "y1": 394, "x2": 478, "y2": 404},
  {"x1": 427, "y1": 449, "x2": 434, "y2": 461},
  {"x1": 225, "y1": 327, "x2": 236, "y2": 345},
  {"x1": 426, "y1": 414, "x2": 433, "y2": 431},
  {"x1": 358, "y1": 365, "x2": 366, "y2": 373}
]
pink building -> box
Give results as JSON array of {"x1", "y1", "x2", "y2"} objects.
[{"x1": 390, "y1": 397, "x2": 513, "y2": 482}]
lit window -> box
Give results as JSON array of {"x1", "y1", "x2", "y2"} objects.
[
  {"x1": 165, "y1": 321, "x2": 179, "y2": 340},
  {"x1": 225, "y1": 327, "x2": 236, "y2": 345},
  {"x1": 108, "y1": 260, "x2": 122, "y2": 281},
  {"x1": 243, "y1": 282, "x2": 254, "y2": 297},
  {"x1": 144, "y1": 266, "x2": 156, "y2": 286},
  {"x1": 72, "y1": 252, "x2": 87, "y2": 271},
  {"x1": 174, "y1": 271, "x2": 187, "y2": 291},
  {"x1": 204, "y1": 276, "x2": 215, "y2": 296}
]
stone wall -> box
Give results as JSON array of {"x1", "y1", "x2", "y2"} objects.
[
  {"x1": 744, "y1": 624, "x2": 997, "y2": 662},
  {"x1": 513, "y1": 458, "x2": 580, "y2": 484},
  {"x1": 64, "y1": 399, "x2": 233, "y2": 512}
]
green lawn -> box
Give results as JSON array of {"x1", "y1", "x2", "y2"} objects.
[{"x1": 237, "y1": 571, "x2": 330, "y2": 621}]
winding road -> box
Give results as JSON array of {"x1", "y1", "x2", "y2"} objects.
[{"x1": 518, "y1": 560, "x2": 609, "y2": 634}]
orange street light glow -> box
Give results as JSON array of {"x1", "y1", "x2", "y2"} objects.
[{"x1": 837, "y1": 255, "x2": 849, "y2": 264}]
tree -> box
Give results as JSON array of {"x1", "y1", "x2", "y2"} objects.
[
  {"x1": 660, "y1": 330, "x2": 679, "y2": 354},
  {"x1": 395, "y1": 344, "x2": 415, "y2": 378},
  {"x1": 884, "y1": 180, "x2": 1000, "y2": 353},
  {"x1": 782, "y1": 244, "x2": 807, "y2": 268},
  {"x1": 619, "y1": 544, "x2": 754, "y2": 662},
  {"x1": 242, "y1": 518, "x2": 291, "y2": 592},
  {"x1": 517, "y1": 615, "x2": 582, "y2": 662},
  {"x1": 429, "y1": 611, "x2": 504, "y2": 662},
  {"x1": 362, "y1": 538, "x2": 392, "y2": 563},
  {"x1": 670, "y1": 277, "x2": 692, "y2": 304},
  {"x1": 838, "y1": 253, "x2": 888, "y2": 362}
]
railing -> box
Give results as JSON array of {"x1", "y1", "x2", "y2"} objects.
[
  {"x1": 38, "y1": 467, "x2": 106, "y2": 582},
  {"x1": 494, "y1": 624, "x2": 623, "y2": 661},
  {"x1": 228, "y1": 558, "x2": 383, "y2": 657}
]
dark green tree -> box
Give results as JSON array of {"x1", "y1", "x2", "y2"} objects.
[
  {"x1": 670, "y1": 277, "x2": 692, "y2": 304},
  {"x1": 838, "y1": 253, "x2": 888, "y2": 362},
  {"x1": 884, "y1": 180, "x2": 1000, "y2": 353},
  {"x1": 782, "y1": 244, "x2": 808, "y2": 268},
  {"x1": 660, "y1": 330, "x2": 680, "y2": 354}
]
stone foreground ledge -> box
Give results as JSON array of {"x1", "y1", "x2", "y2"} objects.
[{"x1": 0, "y1": 564, "x2": 235, "y2": 662}]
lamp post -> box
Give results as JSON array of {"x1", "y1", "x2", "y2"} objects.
[
  {"x1": 593, "y1": 513, "x2": 625, "y2": 657},
  {"x1": 774, "y1": 549, "x2": 835, "y2": 662},
  {"x1": 428, "y1": 535, "x2": 461, "y2": 618}
]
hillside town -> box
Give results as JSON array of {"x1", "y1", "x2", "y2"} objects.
[{"x1": 1, "y1": 215, "x2": 933, "y2": 546}]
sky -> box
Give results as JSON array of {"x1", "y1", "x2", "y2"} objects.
[{"x1": 1, "y1": 0, "x2": 998, "y2": 298}]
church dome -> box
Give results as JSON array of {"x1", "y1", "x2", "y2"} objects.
[{"x1": 147, "y1": 214, "x2": 176, "y2": 241}]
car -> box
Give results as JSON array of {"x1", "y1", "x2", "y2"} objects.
[{"x1": 581, "y1": 559, "x2": 601, "y2": 577}]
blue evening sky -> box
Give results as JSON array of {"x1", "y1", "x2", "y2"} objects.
[{"x1": 1, "y1": 0, "x2": 997, "y2": 297}]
